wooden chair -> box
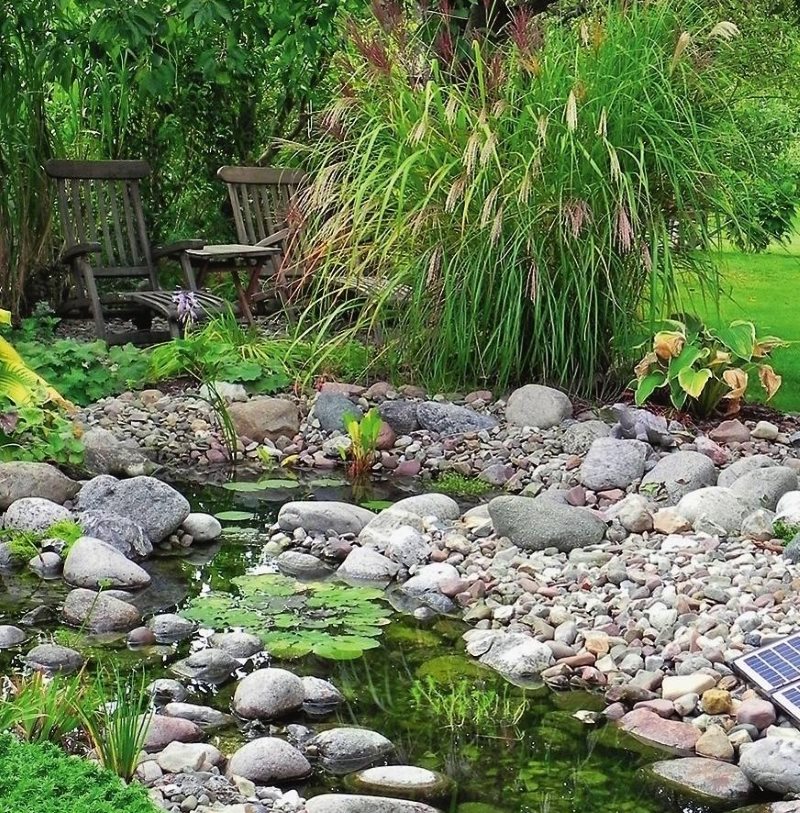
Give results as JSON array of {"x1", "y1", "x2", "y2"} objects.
[{"x1": 45, "y1": 159, "x2": 226, "y2": 344}]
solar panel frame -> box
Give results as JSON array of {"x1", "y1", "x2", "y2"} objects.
[
  {"x1": 732, "y1": 635, "x2": 800, "y2": 694},
  {"x1": 772, "y1": 684, "x2": 800, "y2": 720}
]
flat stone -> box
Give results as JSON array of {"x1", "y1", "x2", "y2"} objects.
[
  {"x1": 0, "y1": 625, "x2": 26, "y2": 648},
  {"x1": 209, "y1": 631, "x2": 263, "y2": 659},
  {"x1": 227, "y1": 737, "x2": 311, "y2": 783},
  {"x1": 163, "y1": 702, "x2": 234, "y2": 731},
  {"x1": 156, "y1": 741, "x2": 224, "y2": 772},
  {"x1": 662, "y1": 674, "x2": 717, "y2": 701},
  {"x1": 143, "y1": 714, "x2": 203, "y2": 751},
  {"x1": 147, "y1": 613, "x2": 196, "y2": 644},
  {"x1": 305, "y1": 796, "x2": 442, "y2": 813},
  {"x1": 710, "y1": 419, "x2": 751, "y2": 444},
  {"x1": 309, "y1": 727, "x2": 395, "y2": 775},
  {"x1": 695, "y1": 724, "x2": 734, "y2": 761},
  {"x1": 170, "y1": 648, "x2": 238, "y2": 685},
  {"x1": 62, "y1": 588, "x2": 141, "y2": 632},
  {"x1": 505, "y1": 385, "x2": 572, "y2": 429},
  {"x1": 620, "y1": 708, "x2": 700, "y2": 756},
  {"x1": 416, "y1": 402, "x2": 498, "y2": 436},
  {"x1": 81, "y1": 427, "x2": 152, "y2": 477},
  {"x1": 278, "y1": 501, "x2": 375, "y2": 535},
  {"x1": 464, "y1": 630, "x2": 554, "y2": 682},
  {"x1": 228, "y1": 397, "x2": 300, "y2": 442},
  {"x1": 390, "y1": 494, "x2": 461, "y2": 520},
  {"x1": 0, "y1": 462, "x2": 79, "y2": 509},
  {"x1": 347, "y1": 765, "x2": 454, "y2": 802},
  {"x1": 63, "y1": 536, "x2": 151, "y2": 589},
  {"x1": 646, "y1": 757, "x2": 752, "y2": 802},
  {"x1": 24, "y1": 643, "x2": 83, "y2": 675}
]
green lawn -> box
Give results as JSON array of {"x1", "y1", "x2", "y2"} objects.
[{"x1": 682, "y1": 235, "x2": 800, "y2": 413}]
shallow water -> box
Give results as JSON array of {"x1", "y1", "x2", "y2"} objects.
[{"x1": 0, "y1": 477, "x2": 746, "y2": 812}]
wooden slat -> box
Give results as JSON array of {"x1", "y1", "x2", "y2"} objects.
[
  {"x1": 91, "y1": 265, "x2": 151, "y2": 278},
  {"x1": 82, "y1": 180, "x2": 99, "y2": 245},
  {"x1": 55, "y1": 179, "x2": 75, "y2": 245},
  {"x1": 249, "y1": 184, "x2": 266, "y2": 242},
  {"x1": 94, "y1": 182, "x2": 115, "y2": 266},
  {"x1": 226, "y1": 184, "x2": 248, "y2": 244},
  {"x1": 45, "y1": 159, "x2": 151, "y2": 180},
  {"x1": 258, "y1": 185, "x2": 276, "y2": 237},
  {"x1": 217, "y1": 165, "x2": 308, "y2": 185},
  {"x1": 70, "y1": 179, "x2": 86, "y2": 244},
  {"x1": 238, "y1": 185, "x2": 257, "y2": 244},
  {"x1": 120, "y1": 182, "x2": 141, "y2": 264},
  {"x1": 107, "y1": 181, "x2": 129, "y2": 265}
]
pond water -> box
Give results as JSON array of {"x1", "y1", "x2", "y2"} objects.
[{"x1": 0, "y1": 476, "x2": 734, "y2": 812}]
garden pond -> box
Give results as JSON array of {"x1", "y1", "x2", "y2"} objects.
[{"x1": 0, "y1": 476, "x2": 745, "y2": 812}]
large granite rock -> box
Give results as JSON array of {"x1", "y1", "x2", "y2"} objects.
[
  {"x1": 416, "y1": 402, "x2": 497, "y2": 436},
  {"x1": 62, "y1": 588, "x2": 141, "y2": 632},
  {"x1": 0, "y1": 462, "x2": 79, "y2": 509},
  {"x1": 81, "y1": 427, "x2": 153, "y2": 477},
  {"x1": 305, "y1": 796, "x2": 443, "y2": 813},
  {"x1": 676, "y1": 487, "x2": 755, "y2": 535},
  {"x1": 278, "y1": 501, "x2": 375, "y2": 535},
  {"x1": 488, "y1": 495, "x2": 606, "y2": 552},
  {"x1": 505, "y1": 385, "x2": 572, "y2": 429},
  {"x1": 718, "y1": 454, "x2": 778, "y2": 488},
  {"x1": 378, "y1": 401, "x2": 419, "y2": 435},
  {"x1": 619, "y1": 708, "x2": 700, "y2": 756},
  {"x1": 24, "y1": 643, "x2": 84, "y2": 675},
  {"x1": 640, "y1": 451, "x2": 718, "y2": 504},
  {"x1": 180, "y1": 513, "x2": 222, "y2": 543},
  {"x1": 390, "y1": 494, "x2": 461, "y2": 520},
  {"x1": 580, "y1": 438, "x2": 648, "y2": 491},
  {"x1": 227, "y1": 737, "x2": 311, "y2": 783},
  {"x1": 78, "y1": 510, "x2": 152, "y2": 560},
  {"x1": 645, "y1": 758, "x2": 753, "y2": 804},
  {"x1": 143, "y1": 715, "x2": 203, "y2": 751},
  {"x1": 76, "y1": 475, "x2": 189, "y2": 543},
  {"x1": 228, "y1": 397, "x2": 300, "y2": 442},
  {"x1": 729, "y1": 466, "x2": 798, "y2": 511},
  {"x1": 233, "y1": 668, "x2": 305, "y2": 720},
  {"x1": 63, "y1": 536, "x2": 151, "y2": 589},
  {"x1": 313, "y1": 392, "x2": 363, "y2": 433},
  {"x1": 170, "y1": 648, "x2": 238, "y2": 685},
  {"x1": 463, "y1": 630, "x2": 554, "y2": 682},
  {"x1": 309, "y1": 727, "x2": 395, "y2": 775},
  {"x1": 337, "y1": 547, "x2": 399, "y2": 583},
  {"x1": 562, "y1": 420, "x2": 611, "y2": 455},
  {"x1": 739, "y1": 737, "x2": 800, "y2": 794},
  {"x1": 3, "y1": 498, "x2": 71, "y2": 533}
]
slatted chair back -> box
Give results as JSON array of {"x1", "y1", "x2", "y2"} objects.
[
  {"x1": 45, "y1": 160, "x2": 160, "y2": 289},
  {"x1": 217, "y1": 166, "x2": 308, "y2": 246}
]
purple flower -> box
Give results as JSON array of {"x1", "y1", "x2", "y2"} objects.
[{"x1": 172, "y1": 289, "x2": 201, "y2": 326}]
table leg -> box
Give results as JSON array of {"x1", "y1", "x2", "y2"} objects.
[{"x1": 231, "y1": 268, "x2": 255, "y2": 324}]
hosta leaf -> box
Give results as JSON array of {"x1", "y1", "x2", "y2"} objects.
[
  {"x1": 667, "y1": 345, "x2": 703, "y2": 380},
  {"x1": 758, "y1": 364, "x2": 782, "y2": 399},
  {"x1": 710, "y1": 320, "x2": 756, "y2": 360},
  {"x1": 634, "y1": 370, "x2": 666, "y2": 405},
  {"x1": 678, "y1": 367, "x2": 712, "y2": 398}
]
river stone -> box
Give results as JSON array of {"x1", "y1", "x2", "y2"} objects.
[
  {"x1": 741, "y1": 509, "x2": 776, "y2": 541},
  {"x1": 640, "y1": 451, "x2": 718, "y2": 504},
  {"x1": 385, "y1": 526, "x2": 431, "y2": 567},
  {"x1": 276, "y1": 550, "x2": 333, "y2": 579},
  {"x1": 379, "y1": 401, "x2": 419, "y2": 435},
  {"x1": 645, "y1": 758, "x2": 753, "y2": 803},
  {"x1": 729, "y1": 467, "x2": 798, "y2": 510},
  {"x1": 719, "y1": 455, "x2": 779, "y2": 488},
  {"x1": 358, "y1": 508, "x2": 425, "y2": 549},
  {"x1": 278, "y1": 501, "x2": 375, "y2": 535},
  {"x1": 305, "y1": 796, "x2": 442, "y2": 813},
  {"x1": 605, "y1": 494, "x2": 653, "y2": 533},
  {"x1": 488, "y1": 495, "x2": 606, "y2": 552},
  {"x1": 619, "y1": 708, "x2": 700, "y2": 756},
  {"x1": 228, "y1": 397, "x2": 300, "y2": 442},
  {"x1": 157, "y1": 741, "x2": 224, "y2": 772},
  {"x1": 180, "y1": 513, "x2": 222, "y2": 543},
  {"x1": 171, "y1": 648, "x2": 238, "y2": 685},
  {"x1": 25, "y1": 643, "x2": 84, "y2": 675},
  {"x1": 28, "y1": 551, "x2": 62, "y2": 578},
  {"x1": 347, "y1": 766, "x2": 454, "y2": 802},
  {"x1": 0, "y1": 625, "x2": 25, "y2": 648},
  {"x1": 736, "y1": 698, "x2": 777, "y2": 730},
  {"x1": 148, "y1": 679, "x2": 189, "y2": 703},
  {"x1": 62, "y1": 588, "x2": 141, "y2": 632},
  {"x1": 303, "y1": 676, "x2": 344, "y2": 712},
  {"x1": 464, "y1": 630, "x2": 554, "y2": 682},
  {"x1": 78, "y1": 510, "x2": 152, "y2": 560},
  {"x1": 143, "y1": 714, "x2": 204, "y2": 751},
  {"x1": 505, "y1": 385, "x2": 572, "y2": 429},
  {"x1": 63, "y1": 536, "x2": 151, "y2": 589},
  {"x1": 676, "y1": 487, "x2": 755, "y2": 535},
  {"x1": 3, "y1": 498, "x2": 71, "y2": 533},
  {"x1": 81, "y1": 427, "x2": 152, "y2": 477},
  {"x1": 580, "y1": 438, "x2": 648, "y2": 491},
  {"x1": 163, "y1": 703, "x2": 234, "y2": 731},
  {"x1": 562, "y1": 420, "x2": 611, "y2": 456},
  {"x1": 209, "y1": 631, "x2": 263, "y2": 659},
  {"x1": 233, "y1": 668, "x2": 305, "y2": 720},
  {"x1": 76, "y1": 475, "x2": 190, "y2": 543},
  {"x1": 309, "y1": 727, "x2": 395, "y2": 774},
  {"x1": 0, "y1": 462, "x2": 79, "y2": 509},
  {"x1": 313, "y1": 392, "x2": 363, "y2": 432},
  {"x1": 147, "y1": 613, "x2": 197, "y2": 643},
  {"x1": 227, "y1": 737, "x2": 311, "y2": 783},
  {"x1": 390, "y1": 494, "x2": 461, "y2": 520},
  {"x1": 739, "y1": 737, "x2": 800, "y2": 793},
  {"x1": 337, "y1": 547, "x2": 399, "y2": 583},
  {"x1": 416, "y1": 402, "x2": 498, "y2": 436}
]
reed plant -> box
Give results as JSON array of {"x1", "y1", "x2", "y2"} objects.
[{"x1": 290, "y1": 0, "x2": 768, "y2": 395}]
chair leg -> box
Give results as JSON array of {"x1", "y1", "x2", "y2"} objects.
[
  {"x1": 80, "y1": 261, "x2": 108, "y2": 342},
  {"x1": 179, "y1": 253, "x2": 199, "y2": 291}
]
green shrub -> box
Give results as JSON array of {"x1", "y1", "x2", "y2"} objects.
[
  {"x1": 0, "y1": 735, "x2": 156, "y2": 813},
  {"x1": 293, "y1": 0, "x2": 780, "y2": 395}
]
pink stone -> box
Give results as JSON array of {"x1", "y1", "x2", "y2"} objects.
[
  {"x1": 312, "y1": 453, "x2": 337, "y2": 469},
  {"x1": 364, "y1": 381, "x2": 392, "y2": 400},
  {"x1": 205, "y1": 449, "x2": 227, "y2": 464},
  {"x1": 320, "y1": 382, "x2": 366, "y2": 396},
  {"x1": 709, "y1": 418, "x2": 751, "y2": 445},
  {"x1": 599, "y1": 488, "x2": 626, "y2": 502},
  {"x1": 566, "y1": 486, "x2": 587, "y2": 507},
  {"x1": 440, "y1": 578, "x2": 470, "y2": 598},
  {"x1": 619, "y1": 708, "x2": 700, "y2": 756},
  {"x1": 394, "y1": 460, "x2": 421, "y2": 477},
  {"x1": 695, "y1": 435, "x2": 730, "y2": 465},
  {"x1": 634, "y1": 699, "x2": 676, "y2": 719},
  {"x1": 604, "y1": 702, "x2": 626, "y2": 721},
  {"x1": 560, "y1": 652, "x2": 596, "y2": 668},
  {"x1": 466, "y1": 390, "x2": 493, "y2": 404},
  {"x1": 565, "y1": 455, "x2": 582, "y2": 471},
  {"x1": 429, "y1": 549, "x2": 449, "y2": 563},
  {"x1": 399, "y1": 385, "x2": 426, "y2": 399},
  {"x1": 736, "y1": 697, "x2": 776, "y2": 730},
  {"x1": 468, "y1": 581, "x2": 486, "y2": 599},
  {"x1": 376, "y1": 423, "x2": 396, "y2": 451}
]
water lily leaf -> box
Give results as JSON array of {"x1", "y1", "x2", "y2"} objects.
[
  {"x1": 222, "y1": 482, "x2": 267, "y2": 493},
  {"x1": 257, "y1": 479, "x2": 301, "y2": 489},
  {"x1": 308, "y1": 478, "x2": 347, "y2": 487},
  {"x1": 215, "y1": 510, "x2": 256, "y2": 521},
  {"x1": 360, "y1": 499, "x2": 394, "y2": 511}
]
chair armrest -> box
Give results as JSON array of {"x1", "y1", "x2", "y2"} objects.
[
  {"x1": 61, "y1": 242, "x2": 102, "y2": 263},
  {"x1": 256, "y1": 228, "x2": 289, "y2": 248},
  {"x1": 152, "y1": 239, "x2": 205, "y2": 260}
]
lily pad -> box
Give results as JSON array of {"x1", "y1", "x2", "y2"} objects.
[
  {"x1": 214, "y1": 510, "x2": 256, "y2": 522},
  {"x1": 360, "y1": 499, "x2": 394, "y2": 511},
  {"x1": 308, "y1": 477, "x2": 347, "y2": 487},
  {"x1": 221, "y1": 482, "x2": 267, "y2": 493},
  {"x1": 257, "y1": 479, "x2": 302, "y2": 489}
]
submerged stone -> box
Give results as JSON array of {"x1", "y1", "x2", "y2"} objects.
[{"x1": 645, "y1": 757, "x2": 753, "y2": 804}]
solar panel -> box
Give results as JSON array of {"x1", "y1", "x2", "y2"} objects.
[
  {"x1": 772, "y1": 684, "x2": 800, "y2": 720},
  {"x1": 732, "y1": 635, "x2": 800, "y2": 693}
]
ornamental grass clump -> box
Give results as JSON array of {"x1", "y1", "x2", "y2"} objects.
[{"x1": 290, "y1": 0, "x2": 764, "y2": 395}]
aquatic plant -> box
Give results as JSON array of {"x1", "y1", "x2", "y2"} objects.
[
  {"x1": 342, "y1": 408, "x2": 383, "y2": 479},
  {"x1": 4, "y1": 518, "x2": 83, "y2": 563},
  {"x1": 432, "y1": 471, "x2": 492, "y2": 497},
  {"x1": 181, "y1": 573, "x2": 392, "y2": 659}
]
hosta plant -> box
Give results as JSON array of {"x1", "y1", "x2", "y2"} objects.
[{"x1": 633, "y1": 317, "x2": 786, "y2": 417}]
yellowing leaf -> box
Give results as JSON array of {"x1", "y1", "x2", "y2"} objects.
[
  {"x1": 653, "y1": 331, "x2": 685, "y2": 361},
  {"x1": 634, "y1": 352, "x2": 657, "y2": 380},
  {"x1": 759, "y1": 365, "x2": 782, "y2": 400},
  {"x1": 753, "y1": 336, "x2": 788, "y2": 358},
  {"x1": 677, "y1": 367, "x2": 712, "y2": 398},
  {"x1": 722, "y1": 368, "x2": 748, "y2": 400}
]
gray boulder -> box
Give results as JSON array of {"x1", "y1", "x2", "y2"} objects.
[
  {"x1": 147, "y1": 679, "x2": 189, "y2": 703},
  {"x1": 209, "y1": 631, "x2": 263, "y2": 659},
  {"x1": 227, "y1": 397, "x2": 300, "y2": 443},
  {"x1": 580, "y1": 438, "x2": 648, "y2": 491},
  {"x1": 81, "y1": 427, "x2": 152, "y2": 477},
  {"x1": 562, "y1": 420, "x2": 611, "y2": 456},
  {"x1": 278, "y1": 501, "x2": 375, "y2": 535},
  {"x1": 488, "y1": 495, "x2": 606, "y2": 552},
  {"x1": 3, "y1": 498, "x2": 71, "y2": 533},
  {"x1": 640, "y1": 451, "x2": 718, "y2": 504},
  {"x1": 739, "y1": 737, "x2": 800, "y2": 794},
  {"x1": 729, "y1": 466, "x2": 798, "y2": 510},
  {"x1": 0, "y1": 462, "x2": 79, "y2": 509},
  {"x1": 676, "y1": 487, "x2": 755, "y2": 535},
  {"x1": 180, "y1": 513, "x2": 222, "y2": 543},
  {"x1": 505, "y1": 384, "x2": 572, "y2": 429},
  {"x1": 0, "y1": 625, "x2": 26, "y2": 648},
  {"x1": 276, "y1": 550, "x2": 333, "y2": 579},
  {"x1": 313, "y1": 392, "x2": 363, "y2": 433},
  {"x1": 416, "y1": 402, "x2": 498, "y2": 436},
  {"x1": 609, "y1": 404, "x2": 675, "y2": 447},
  {"x1": 305, "y1": 796, "x2": 442, "y2": 813},
  {"x1": 358, "y1": 509, "x2": 424, "y2": 549},
  {"x1": 78, "y1": 510, "x2": 152, "y2": 560},
  {"x1": 384, "y1": 526, "x2": 431, "y2": 567},
  {"x1": 303, "y1": 676, "x2": 344, "y2": 712},
  {"x1": 25, "y1": 643, "x2": 83, "y2": 675},
  {"x1": 76, "y1": 475, "x2": 190, "y2": 543},
  {"x1": 718, "y1": 454, "x2": 778, "y2": 488},
  {"x1": 63, "y1": 536, "x2": 151, "y2": 589},
  {"x1": 28, "y1": 551, "x2": 62, "y2": 579},
  {"x1": 741, "y1": 508, "x2": 776, "y2": 541},
  {"x1": 337, "y1": 547, "x2": 399, "y2": 583},
  {"x1": 156, "y1": 741, "x2": 224, "y2": 772},
  {"x1": 378, "y1": 401, "x2": 419, "y2": 435},
  {"x1": 233, "y1": 668, "x2": 305, "y2": 720},
  {"x1": 645, "y1": 758, "x2": 753, "y2": 803},
  {"x1": 62, "y1": 588, "x2": 141, "y2": 632},
  {"x1": 171, "y1": 648, "x2": 238, "y2": 685},
  {"x1": 147, "y1": 613, "x2": 196, "y2": 643},
  {"x1": 143, "y1": 715, "x2": 203, "y2": 751},
  {"x1": 309, "y1": 727, "x2": 395, "y2": 775},
  {"x1": 390, "y1": 494, "x2": 461, "y2": 520},
  {"x1": 227, "y1": 737, "x2": 311, "y2": 784},
  {"x1": 162, "y1": 702, "x2": 234, "y2": 732},
  {"x1": 464, "y1": 630, "x2": 554, "y2": 682}
]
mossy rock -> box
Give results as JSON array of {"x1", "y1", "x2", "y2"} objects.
[
  {"x1": 550, "y1": 689, "x2": 607, "y2": 713},
  {"x1": 415, "y1": 654, "x2": 490, "y2": 684},
  {"x1": 384, "y1": 623, "x2": 442, "y2": 648}
]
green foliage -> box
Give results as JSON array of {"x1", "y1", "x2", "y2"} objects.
[
  {"x1": 0, "y1": 405, "x2": 84, "y2": 466},
  {"x1": 433, "y1": 471, "x2": 492, "y2": 497},
  {"x1": 342, "y1": 408, "x2": 383, "y2": 478},
  {"x1": 293, "y1": 0, "x2": 783, "y2": 395},
  {"x1": 774, "y1": 519, "x2": 799, "y2": 544},
  {"x1": 4, "y1": 519, "x2": 84, "y2": 564},
  {"x1": 0, "y1": 735, "x2": 156, "y2": 813},
  {"x1": 633, "y1": 316, "x2": 786, "y2": 416},
  {"x1": 181, "y1": 573, "x2": 391, "y2": 659}
]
